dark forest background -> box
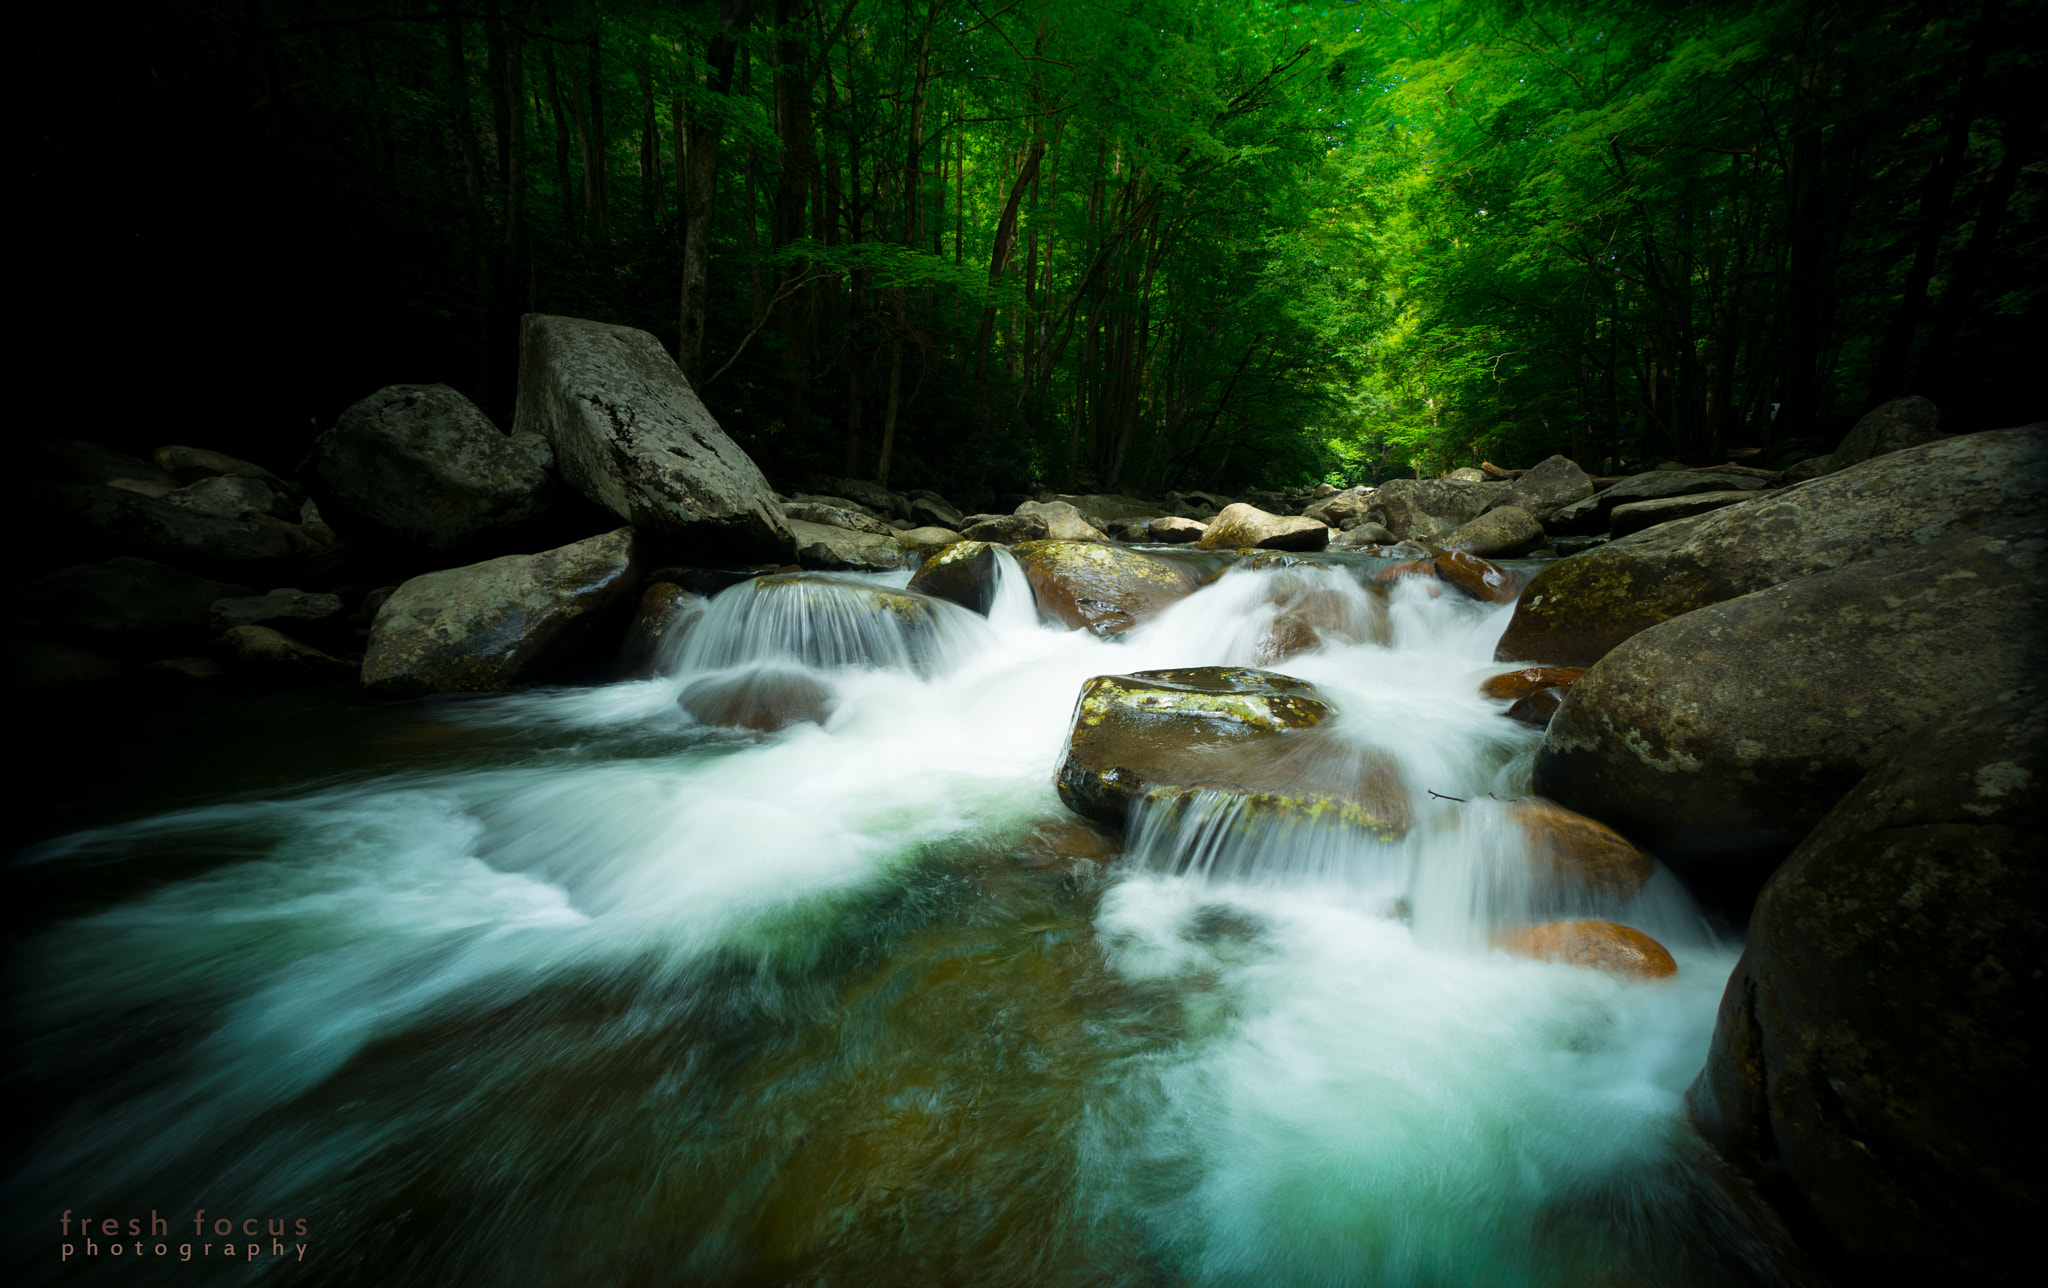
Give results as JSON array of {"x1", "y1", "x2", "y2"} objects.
[{"x1": 24, "y1": 0, "x2": 2045, "y2": 504}]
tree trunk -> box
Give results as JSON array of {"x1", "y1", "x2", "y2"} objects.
[{"x1": 678, "y1": 0, "x2": 748, "y2": 383}]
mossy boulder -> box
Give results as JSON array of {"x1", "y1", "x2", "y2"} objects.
[
  {"x1": 1686, "y1": 699, "x2": 2045, "y2": 1283},
  {"x1": 1497, "y1": 424, "x2": 2046, "y2": 666},
  {"x1": 1009, "y1": 540, "x2": 1200, "y2": 635},
  {"x1": 362, "y1": 528, "x2": 641, "y2": 695},
  {"x1": 906, "y1": 540, "x2": 1000, "y2": 614},
  {"x1": 788, "y1": 518, "x2": 906, "y2": 572},
  {"x1": 1532, "y1": 521, "x2": 2048, "y2": 890}
]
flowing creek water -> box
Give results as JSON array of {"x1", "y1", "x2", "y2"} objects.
[{"x1": 9, "y1": 550, "x2": 1794, "y2": 1286}]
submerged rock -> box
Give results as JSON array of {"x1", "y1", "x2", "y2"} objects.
[
  {"x1": 1511, "y1": 799, "x2": 1654, "y2": 900},
  {"x1": 362, "y1": 528, "x2": 641, "y2": 696},
  {"x1": 310, "y1": 383, "x2": 555, "y2": 554},
  {"x1": 679, "y1": 668, "x2": 833, "y2": 732},
  {"x1": 1196, "y1": 503, "x2": 1331, "y2": 552},
  {"x1": 1496, "y1": 920, "x2": 1676, "y2": 978},
  {"x1": 1687, "y1": 699, "x2": 2044, "y2": 1282},
  {"x1": 1009, "y1": 540, "x2": 1199, "y2": 635},
  {"x1": 514, "y1": 313, "x2": 795, "y2": 561},
  {"x1": 1497, "y1": 424, "x2": 2046, "y2": 666},
  {"x1": 1533, "y1": 521, "x2": 2048, "y2": 886}
]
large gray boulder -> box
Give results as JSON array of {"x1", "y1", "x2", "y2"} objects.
[
  {"x1": 1687, "y1": 699, "x2": 2045, "y2": 1283},
  {"x1": 311, "y1": 383, "x2": 555, "y2": 555},
  {"x1": 1823, "y1": 395, "x2": 1942, "y2": 475},
  {"x1": 1195, "y1": 503, "x2": 1331, "y2": 552},
  {"x1": 362, "y1": 528, "x2": 642, "y2": 696},
  {"x1": 1547, "y1": 469, "x2": 1769, "y2": 535},
  {"x1": 788, "y1": 519, "x2": 905, "y2": 572},
  {"x1": 1301, "y1": 486, "x2": 1375, "y2": 529},
  {"x1": 782, "y1": 500, "x2": 898, "y2": 537},
  {"x1": 16, "y1": 558, "x2": 256, "y2": 653},
  {"x1": 960, "y1": 512, "x2": 1050, "y2": 543},
  {"x1": 1433, "y1": 504, "x2": 1544, "y2": 557},
  {"x1": 513, "y1": 314, "x2": 795, "y2": 561},
  {"x1": 1607, "y1": 490, "x2": 1761, "y2": 538},
  {"x1": 1502, "y1": 455, "x2": 1594, "y2": 519},
  {"x1": 1497, "y1": 425, "x2": 2047, "y2": 666},
  {"x1": 1014, "y1": 499, "x2": 1109, "y2": 542},
  {"x1": 1362, "y1": 478, "x2": 1506, "y2": 540},
  {"x1": 1531, "y1": 520, "x2": 2047, "y2": 884}
]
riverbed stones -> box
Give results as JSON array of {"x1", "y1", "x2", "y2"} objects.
[
  {"x1": 1687, "y1": 699, "x2": 2045, "y2": 1282},
  {"x1": 782, "y1": 500, "x2": 898, "y2": 537},
  {"x1": 1014, "y1": 499, "x2": 1108, "y2": 542},
  {"x1": 1504, "y1": 455, "x2": 1595, "y2": 519},
  {"x1": 1196, "y1": 503, "x2": 1331, "y2": 552},
  {"x1": 959, "y1": 512, "x2": 1049, "y2": 543},
  {"x1": 1497, "y1": 424, "x2": 2048, "y2": 667},
  {"x1": 1301, "y1": 486, "x2": 1374, "y2": 529},
  {"x1": 17, "y1": 558, "x2": 256, "y2": 653},
  {"x1": 1496, "y1": 920, "x2": 1676, "y2": 978},
  {"x1": 1434, "y1": 505, "x2": 1544, "y2": 558},
  {"x1": 153, "y1": 444, "x2": 295, "y2": 493},
  {"x1": 788, "y1": 519, "x2": 905, "y2": 572},
  {"x1": 513, "y1": 313, "x2": 795, "y2": 561},
  {"x1": 1009, "y1": 540, "x2": 1199, "y2": 635},
  {"x1": 310, "y1": 383, "x2": 557, "y2": 555},
  {"x1": 1607, "y1": 490, "x2": 1761, "y2": 538},
  {"x1": 1823, "y1": 394, "x2": 1942, "y2": 474},
  {"x1": 361, "y1": 527, "x2": 641, "y2": 696},
  {"x1": 906, "y1": 541, "x2": 1000, "y2": 614},
  {"x1": 1532, "y1": 520, "x2": 2048, "y2": 888},
  {"x1": 1362, "y1": 479, "x2": 1506, "y2": 541}
]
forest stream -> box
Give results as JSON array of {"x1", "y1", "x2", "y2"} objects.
[{"x1": 8, "y1": 549, "x2": 1797, "y2": 1287}]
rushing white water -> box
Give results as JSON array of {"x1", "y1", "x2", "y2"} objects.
[{"x1": 7, "y1": 550, "x2": 1774, "y2": 1287}]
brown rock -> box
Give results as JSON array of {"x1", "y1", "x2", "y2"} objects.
[
  {"x1": 1512, "y1": 800, "x2": 1654, "y2": 899},
  {"x1": 1481, "y1": 666, "x2": 1588, "y2": 701},
  {"x1": 1009, "y1": 540, "x2": 1199, "y2": 635},
  {"x1": 679, "y1": 668, "x2": 832, "y2": 731},
  {"x1": 1497, "y1": 920, "x2": 1676, "y2": 978},
  {"x1": 1435, "y1": 550, "x2": 1523, "y2": 603},
  {"x1": 906, "y1": 541, "x2": 1000, "y2": 614},
  {"x1": 1504, "y1": 688, "x2": 1563, "y2": 727},
  {"x1": 1196, "y1": 502, "x2": 1331, "y2": 552},
  {"x1": 617, "y1": 582, "x2": 704, "y2": 679}
]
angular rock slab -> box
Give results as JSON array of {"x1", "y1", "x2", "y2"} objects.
[
  {"x1": 1498, "y1": 424, "x2": 2047, "y2": 666},
  {"x1": 788, "y1": 519, "x2": 905, "y2": 572},
  {"x1": 1687, "y1": 699, "x2": 2045, "y2": 1282},
  {"x1": 1009, "y1": 540, "x2": 1199, "y2": 635},
  {"x1": 1607, "y1": 489, "x2": 1760, "y2": 538},
  {"x1": 514, "y1": 313, "x2": 794, "y2": 561},
  {"x1": 1532, "y1": 521, "x2": 2048, "y2": 883},
  {"x1": 1503, "y1": 454, "x2": 1595, "y2": 519},
  {"x1": 1435, "y1": 504, "x2": 1543, "y2": 557},
  {"x1": 311, "y1": 383, "x2": 555, "y2": 554},
  {"x1": 363, "y1": 528, "x2": 641, "y2": 696}
]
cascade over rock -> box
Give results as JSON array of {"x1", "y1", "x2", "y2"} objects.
[
  {"x1": 1498, "y1": 424, "x2": 2047, "y2": 667},
  {"x1": 362, "y1": 528, "x2": 642, "y2": 696},
  {"x1": 513, "y1": 313, "x2": 795, "y2": 561},
  {"x1": 310, "y1": 383, "x2": 556, "y2": 554},
  {"x1": 1532, "y1": 521, "x2": 2048, "y2": 886},
  {"x1": 907, "y1": 541, "x2": 1001, "y2": 614},
  {"x1": 1688, "y1": 699, "x2": 2045, "y2": 1282},
  {"x1": 1008, "y1": 540, "x2": 1199, "y2": 635}
]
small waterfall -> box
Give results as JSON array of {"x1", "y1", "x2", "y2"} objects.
[{"x1": 675, "y1": 572, "x2": 990, "y2": 677}]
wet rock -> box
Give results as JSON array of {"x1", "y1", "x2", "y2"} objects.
[
  {"x1": 1301, "y1": 486, "x2": 1375, "y2": 529},
  {"x1": 1504, "y1": 455, "x2": 1595, "y2": 519},
  {"x1": 362, "y1": 528, "x2": 641, "y2": 696},
  {"x1": 1251, "y1": 570, "x2": 1390, "y2": 663},
  {"x1": 1146, "y1": 516, "x2": 1207, "y2": 543},
  {"x1": 907, "y1": 541, "x2": 1000, "y2": 614},
  {"x1": 1687, "y1": 700, "x2": 2044, "y2": 1282},
  {"x1": 1363, "y1": 478, "x2": 1506, "y2": 540},
  {"x1": 1497, "y1": 425, "x2": 2046, "y2": 667},
  {"x1": 1608, "y1": 490, "x2": 1761, "y2": 538},
  {"x1": 1511, "y1": 800, "x2": 1654, "y2": 899},
  {"x1": 1496, "y1": 920, "x2": 1676, "y2": 978},
  {"x1": 959, "y1": 511, "x2": 1049, "y2": 543},
  {"x1": 514, "y1": 313, "x2": 795, "y2": 561},
  {"x1": 1055, "y1": 666, "x2": 1331, "y2": 827},
  {"x1": 1014, "y1": 815, "x2": 1122, "y2": 869},
  {"x1": 310, "y1": 383, "x2": 556, "y2": 555},
  {"x1": 1427, "y1": 550, "x2": 1520, "y2": 604},
  {"x1": 208, "y1": 589, "x2": 346, "y2": 637},
  {"x1": 789, "y1": 519, "x2": 906, "y2": 572},
  {"x1": 648, "y1": 563, "x2": 800, "y2": 599},
  {"x1": 1327, "y1": 521, "x2": 1398, "y2": 549},
  {"x1": 1505, "y1": 687, "x2": 1564, "y2": 727},
  {"x1": 1533, "y1": 521, "x2": 2048, "y2": 885},
  {"x1": 17, "y1": 558, "x2": 256, "y2": 653},
  {"x1": 1014, "y1": 499, "x2": 1108, "y2": 542},
  {"x1": 1481, "y1": 666, "x2": 1587, "y2": 701},
  {"x1": 782, "y1": 500, "x2": 898, "y2": 536},
  {"x1": 616, "y1": 582, "x2": 703, "y2": 679},
  {"x1": 153, "y1": 445, "x2": 295, "y2": 494},
  {"x1": 893, "y1": 526, "x2": 962, "y2": 558},
  {"x1": 1009, "y1": 540, "x2": 1199, "y2": 635},
  {"x1": 1253, "y1": 614, "x2": 1322, "y2": 666},
  {"x1": 214, "y1": 625, "x2": 355, "y2": 681},
  {"x1": 1823, "y1": 394, "x2": 1942, "y2": 474},
  {"x1": 1436, "y1": 507, "x2": 1544, "y2": 559},
  {"x1": 1196, "y1": 503, "x2": 1331, "y2": 552},
  {"x1": 679, "y1": 668, "x2": 833, "y2": 732}
]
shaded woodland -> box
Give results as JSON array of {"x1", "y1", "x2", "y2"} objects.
[{"x1": 26, "y1": 0, "x2": 2043, "y2": 503}]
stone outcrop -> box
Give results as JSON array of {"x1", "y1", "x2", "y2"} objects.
[
  {"x1": 1497, "y1": 424, "x2": 2046, "y2": 667},
  {"x1": 513, "y1": 313, "x2": 794, "y2": 561},
  {"x1": 1361, "y1": 478, "x2": 1506, "y2": 540},
  {"x1": 1531, "y1": 521, "x2": 2047, "y2": 884},
  {"x1": 1547, "y1": 470, "x2": 1769, "y2": 535},
  {"x1": 310, "y1": 383, "x2": 556, "y2": 555},
  {"x1": 1502, "y1": 455, "x2": 1595, "y2": 520},
  {"x1": 1687, "y1": 699, "x2": 2044, "y2": 1283},
  {"x1": 214, "y1": 625, "x2": 354, "y2": 681},
  {"x1": 154, "y1": 445, "x2": 295, "y2": 495},
  {"x1": 1194, "y1": 503, "x2": 1331, "y2": 551},
  {"x1": 1008, "y1": 540, "x2": 1199, "y2": 635},
  {"x1": 1607, "y1": 490, "x2": 1760, "y2": 538},
  {"x1": 787, "y1": 519, "x2": 906, "y2": 572},
  {"x1": 1434, "y1": 505, "x2": 1544, "y2": 557},
  {"x1": 1823, "y1": 394, "x2": 1942, "y2": 475},
  {"x1": 362, "y1": 528, "x2": 641, "y2": 696}
]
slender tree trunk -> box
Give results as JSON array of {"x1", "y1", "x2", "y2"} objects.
[
  {"x1": 1917, "y1": 104, "x2": 2040, "y2": 396},
  {"x1": 543, "y1": 40, "x2": 578, "y2": 243},
  {"x1": 678, "y1": 0, "x2": 748, "y2": 382},
  {"x1": 771, "y1": 0, "x2": 818, "y2": 432}
]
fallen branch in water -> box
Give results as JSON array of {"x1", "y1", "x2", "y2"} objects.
[{"x1": 1428, "y1": 790, "x2": 1467, "y2": 802}]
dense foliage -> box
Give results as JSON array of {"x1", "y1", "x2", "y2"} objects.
[{"x1": 28, "y1": 1, "x2": 2042, "y2": 497}]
